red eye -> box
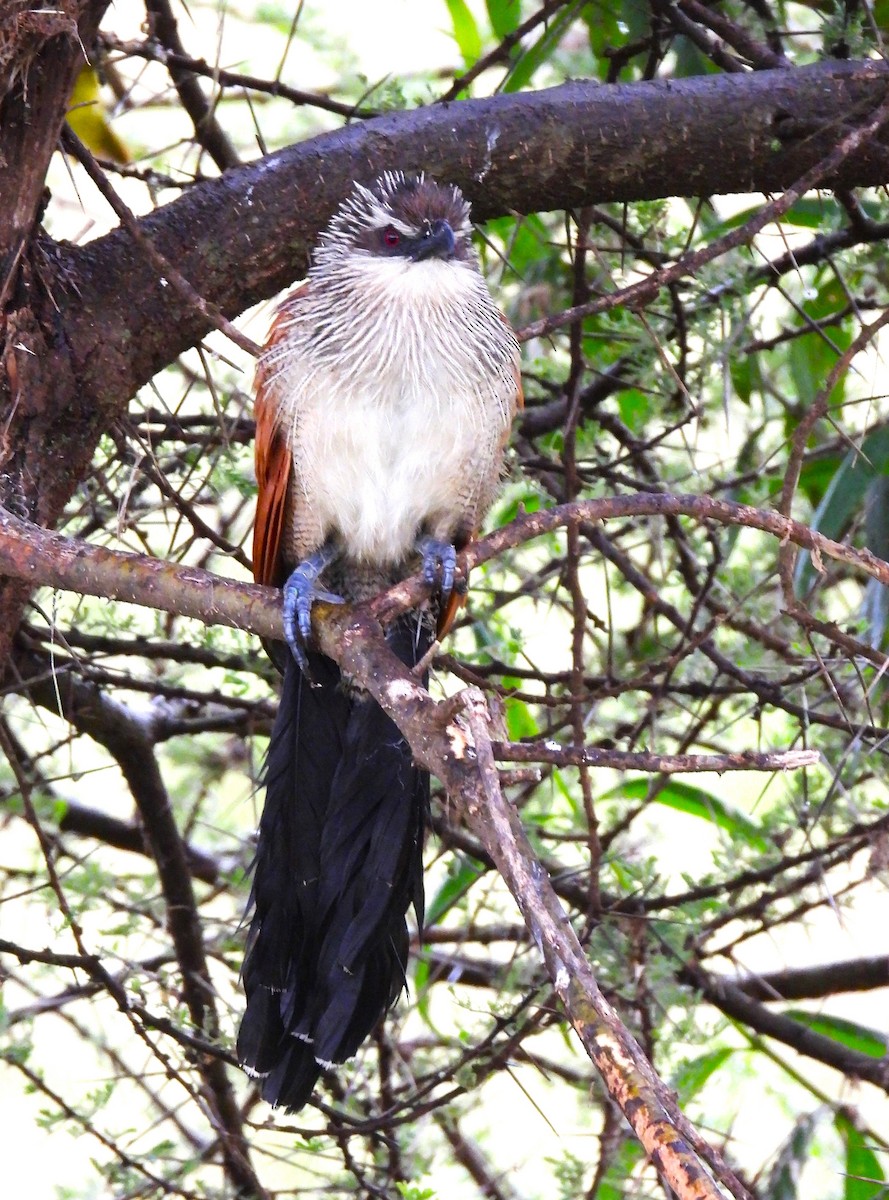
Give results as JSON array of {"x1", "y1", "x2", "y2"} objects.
[{"x1": 382, "y1": 226, "x2": 401, "y2": 247}]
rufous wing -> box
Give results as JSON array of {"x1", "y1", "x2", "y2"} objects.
[
  {"x1": 253, "y1": 293, "x2": 304, "y2": 588},
  {"x1": 253, "y1": 384, "x2": 290, "y2": 588}
]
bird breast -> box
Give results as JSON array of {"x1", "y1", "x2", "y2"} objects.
[{"x1": 266, "y1": 258, "x2": 518, "y2": 567}]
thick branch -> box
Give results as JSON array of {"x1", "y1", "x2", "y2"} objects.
[
  {"x1": 683, "y1": 962, "x2": 889, "y2": 1087},
  {"x1": 4, "y1": 492, "x2": 881, "y2": 1178},
  {"x1": 55, "y1": 59, "x2": 889, "y2": 408},
  {"x1": 0, "y1": 1, "x2": 105, "y2": 303},
  {"x1": 3, "y1": 58, "x2": 888, "y2": 657},
  {"x1": 737, "y1": 955, "x2": 889, "y2": 1001},
  {"x1": 2, "y1": 491, "x2": 887, "y2": 648}
]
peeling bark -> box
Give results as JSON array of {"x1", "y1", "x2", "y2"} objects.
[{"x1": 0, "y1": 1, "x2": 109, "y2": 654}]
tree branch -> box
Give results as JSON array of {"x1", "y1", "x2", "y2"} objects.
[
  {"x1": 0, "y1": 1, "x2": 105, "y2": 304},
  {"x1": 5, "y1": 487, "x2": 884, "y2": 1186},
  {"x1": 681, "y1": 961, "x2": 889, "y2": 1088},
  {"x1": 737, "y1": 955, "x2": 889, "y2": 1001},
  {"x1": 54, "y1": 59, "x2": 889, "y2": 410},
  {"x1": 4, "y1": 56, "x2": 888, "y2": 661},
  {"x1": 492, "y1": 741, "x2": 819, "y2": 773},
  {"x1": 2, "y1": 491, "x2": 888, "y2": 649},
  {"x1": 310, "y1": 621, "x2": 750, "y2": 1199},
  {"x1": 143, "y1": 0, "x2": 240, "y2": 173},
  {"x1": 14, "y1": 651, "x2": 266, "y2": 1198}
]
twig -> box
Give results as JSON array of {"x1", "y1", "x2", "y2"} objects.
[
  {"x1": 143, "y1": 0, "x2": 240, "y2": 171},
  {"x1": 7, "y1": 1058, "x2": 203, "y2": 1199},
  {"x1": 676, "y1": 0, "x2": 788, "y2": 69},
  {"x1": 101, "y1": 33, "x2": 381, "y2": 120},
  {"x1": 3, "y1": 491, "x2": 889, "y2": 648},
  {"x1": 492, "y1": 742, "x2": 820, "y2": 773},
  {"x1": 453, "y1": 689, "x2": 748, "y2": 1200},
  {"x1": 60, "y1": 126, "x2": 261, "y2": 357},
  {"x1": 15, "y1": 650, "x2": 267, "y2": 1200},
  {"x1": 437, "y1": 0, "x2": 576, "y2": 102}
]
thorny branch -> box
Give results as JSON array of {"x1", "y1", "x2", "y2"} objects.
[
  {"x1": 1, "y1": 485, "x2": 881, "y2": 1195},
  {"x1": 5, "y1": 7, "x2": 889, "y2": 1193},
  {"x1": 2, "y1": 490, "x2": 888, "y2": 673}
]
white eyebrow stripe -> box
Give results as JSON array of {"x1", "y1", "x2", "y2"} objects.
[{"x1": 368, "y1": 214, "x2": 416, "y2": 236}]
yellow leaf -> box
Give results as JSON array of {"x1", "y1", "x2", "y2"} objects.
[{"x1": 67, "y1": 65, "x2": 130, "y2": 165}]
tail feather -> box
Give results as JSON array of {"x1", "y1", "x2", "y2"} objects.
[{"x1": 238, "y1": 615, "x2": 430, "y2": 1110}]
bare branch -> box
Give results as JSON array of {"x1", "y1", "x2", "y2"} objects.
[
  {"x1": 492, "y1": 742, "x2": 820, "y2": 773},
  {"x1": 2, "y1": 491, "x2": 888, "y2": 652},
  {"x1": 53, "y1": 60, "x2": 889, "y2": 407}
]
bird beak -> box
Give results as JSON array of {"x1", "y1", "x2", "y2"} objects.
[{"x1": 411, "y1": 219, "x2": 456, "y2": 262}]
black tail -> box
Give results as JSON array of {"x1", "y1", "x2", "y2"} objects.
[{"x1": 237, "y1": 617, "x2": 430, "y2": 1110}]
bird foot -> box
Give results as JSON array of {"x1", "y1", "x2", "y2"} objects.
[
  {"x1": 416, "y1": 536, "x2": 457, "y2": 601},
  {"x1": 282, "y1": 546, "x2": 344, "y2": 671}
]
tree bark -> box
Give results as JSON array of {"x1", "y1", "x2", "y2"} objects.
[
  {"x1": 0, "y1": 1, "x2": 107, "y2": 304},
  {"x1": 59, "y1": 59, "x2": 889, "y2": 406},
  {"x1": 0, "y1": 0, "x2": 109, "y2": 662}
]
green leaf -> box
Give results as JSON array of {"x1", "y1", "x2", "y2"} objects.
[
  {"x1": 672, "y1": 35, "x2": 721, "y2": 78},
  {"x1": 865, "y1": 473, "x2": 889, "y2": 560},
  {"x1": 505, "y1": 694, "x2": 538, "y2": 740},
  {"x1": 596, "y1": 1139, "x2": 646, "y2": 1200},
  {"x1": 424, "y1": 854, "x2": 486, "y2": 927},
  {"x1": 444, "y1": 0, "x2": 483, "y2": 64},
  {"x1": 602, "y1": 778, "x2": 769, "y2": 851},
  {"x1": 502, "y1": 0, "x2": 583, "y2": 91},
  {"x1": 494, "y1": 489, "x2": 542, "y2": 527},
  {"x1": 413, "y1": 956, "x2": 433, "y2": 1026},
  {"x1": 797, "y1": 452, "x2": 842, "y2": 507},
  {"x1": 787, "y1": 331, "x2": 845, "y2": 411},
  {"x1": 700, "y1": 197, "x2": 840, "y2": 237},
  {"x1": 785, "y1": 277, "x2": 851, "y2": 416},
  {"x1": 617, "y1": 388, "x2": 652, "y2": 433},
  {"x1": 776, "y1": 197, "x2": 839, "y2": 229},
  {"x1": 730, "y1": 350, "x2": 761, "y2": 405},
  {"x1": 395, "y1": 1183, "x2": 436, "y2": 1200},
  {"x1": 835, "y1": 1110, "x2": 888, "y2": 1200},
  {"x1": 765, "y1": 1110, "x2": 824, "y2": 1200},
  {"x1": 783, "y1": 1011, "x2": 888, "y2": 1059},
  {"x1": 583, "y1": 0, "x2": 650, "y2": 64},
  {"x1": 486, "y1": 0, "x2": 520, "y2": 38},
  {"x1": 795, "y1": 426, "x2": 889, "y2": 597},
  {"x1": 672, "y1": 1047, "x2": 734, "y2": 1103},
  {"x1": 862, "y1": 475, "x2": 889, "y2": 645},
  {"x1": 874, "y1": 0, "x2": 889, "y2": 29}
]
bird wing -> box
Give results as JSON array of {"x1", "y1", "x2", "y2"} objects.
[
  {"x1": 253, "y1": 378, "x2": 291, "y2": 588},
  {"x1": 252, "y1": 286, "x2": 312, "y2": 587}
]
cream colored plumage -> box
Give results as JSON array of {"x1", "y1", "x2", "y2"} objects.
[{"x1": 258, "y1": 172, "x2": 520, "y2": 575}]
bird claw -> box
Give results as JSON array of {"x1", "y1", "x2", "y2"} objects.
[
  {"x1": 282, "y1": 549, "x2": 344, "y2": 671},
  {"x1": 416, "y1": 536, "x2": 457, "y2": 601}
]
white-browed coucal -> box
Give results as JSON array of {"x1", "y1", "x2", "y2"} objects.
[{"x1": 238, "y1": 172, "x2": 522, "y2": 1110}]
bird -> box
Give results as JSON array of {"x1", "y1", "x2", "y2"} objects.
[{"x1": 238, "y1": 171, "x2": 522, "y2": 1111}]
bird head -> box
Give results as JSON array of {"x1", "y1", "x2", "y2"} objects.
[{"x1": 312, "y1": 172, "x2": 476, "y2": 272}]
